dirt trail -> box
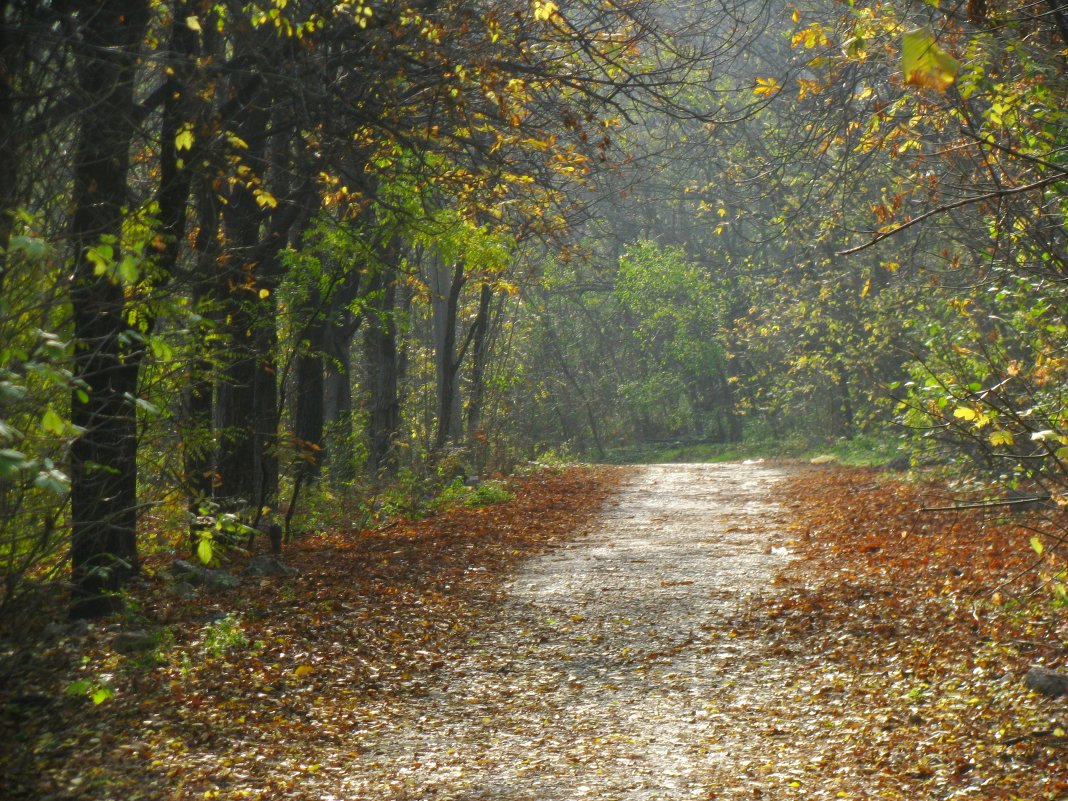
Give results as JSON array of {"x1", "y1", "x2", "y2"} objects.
[{"x1": 343, "y1": 462, "x2": 794, "y2": 800}]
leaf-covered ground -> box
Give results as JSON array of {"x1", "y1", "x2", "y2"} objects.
[
  {"x1": 709, "y1": 466, "x2": 1068, "y2": 800},
  {"x1": 2, "y1": 463, "x2": 1066, "y2": 801},
  {"x1": 0, "y1": 467, "x2": 622, "y2": 801}
]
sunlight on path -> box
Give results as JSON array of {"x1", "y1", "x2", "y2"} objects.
[{"x1": 341, "y1": 463, "x2": 792, "y2": 800}]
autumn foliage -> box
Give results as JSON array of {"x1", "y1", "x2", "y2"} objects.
[
  {"x1": 0, "y1": 467, "x2": 622, "y2": 800},
  {"x1": 729, "y1": 467, "x2": 1068, "y2": 800}
]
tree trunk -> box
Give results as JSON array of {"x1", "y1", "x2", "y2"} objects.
[
  {"x1": 68, "y1": 0, "x2": 150, "y2": 619},
  {"x1": 466, "y1": 283, "x2": 494, "y2": 436},
  {"x1": 432, "y1": 257, "x2": 465, "y2": 451},
  {"x1": 293, "y1": 283, "x2": 326, "y2": 481},
  {"x1": 184, "y1": 179, "x2": 219, "y2": 549},
  {"x1": 324, "y1": 305, "x2": 359, "y2": 485},
  {"x1": 831, "y1": 360, "x2": 855, "y2": 440},
  {"x1": 542, "y1": 319, "x2": 606, "y2": 459},
  {"x1": 0, "y1": 8, "x2": 18, "y2": 265},
  {"x1": 716, "y1": 360, "x2": 743, "y2": 443},
  {"x1": 364, "y1": 259, "x2": 401, "y2": 476},
  {"x1": 294, "y1": 253, "x2": 367, "y2": 485},
  {"x1": 214, "y1": 47, "x2": 269, "y2": 508}
]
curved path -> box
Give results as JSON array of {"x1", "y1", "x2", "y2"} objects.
[{"x1": 343, "y1": 462, "x2": 793, "y2": 800}]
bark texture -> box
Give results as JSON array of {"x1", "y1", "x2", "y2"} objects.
[{"x1": 69, "y1": 0, "x2": 150, "y2": 618}]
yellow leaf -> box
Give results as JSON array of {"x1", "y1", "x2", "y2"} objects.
[
  {"x1": 989, "y1": 429, "x2": 1014, "y2": 447},
  {"x1": 797, "y1": 78, "x2": 823, "y2": 100},
  {"x1": 860, "y1": 278, "x2": 871, "y2": 298},
  {"x1": 953, "y1": 406, "x2": 976, "y2": 421},
  {"x1": 902, "y1": 27, "x2": 959, "y2": 93},
  {"x1": 532, "y1": 0, "x2": 557, "y2": 21},
  {"x1": 753, "y1": 76, "x2": 781, "y2": 97},
  {"x1": 791, "y1": 23, "x2": 830, "y2": 50},
  {"x1": 186, "y1": 15, "x2": 202, "y2": 32},
  {"x1": 175, "y1": 123, "x2": 194, "y2": 152},
  {"x1": 254, "y1": 189, "x2": 278, "y2": 209},
  {"x1": 258, "y1": 288, "x2": 270, "y2": 299},
  {"x1": 293, "y1": 664, "x2": 314, "y2": 677}
]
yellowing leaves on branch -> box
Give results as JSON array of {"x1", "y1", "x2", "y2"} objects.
[
  {"x1": 533, "y1": 0, "x2": 558, "y2": 22},
  {"x1": 753, "y1": 76, "x2": 780, "y2": 97},
  {"x1": 791, "y1": 23, "x2": 830, "y2": 50},
  {"x1": 901, "y1": 27, "x2": 960, "y2": 93}
]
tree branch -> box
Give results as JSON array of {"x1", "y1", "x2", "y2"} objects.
[{"x1": 837, "y1": 172, "x2": 1068, "y2": 256}]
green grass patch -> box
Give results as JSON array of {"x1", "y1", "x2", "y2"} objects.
[{"x1": 431, "y1": 477, "x2": 513, "y2": 510}]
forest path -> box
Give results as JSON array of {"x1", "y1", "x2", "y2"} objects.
[{"x1": 342, "y1": 462, "x2": 796, "y2": 800}]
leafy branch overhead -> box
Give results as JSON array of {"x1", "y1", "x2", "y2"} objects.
[{"x1": 901, "y1": 27, "x2": 960, "y2": 93}]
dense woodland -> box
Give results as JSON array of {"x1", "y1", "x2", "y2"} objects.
[{"x1": 1, "y1": 0, "x2": 1067, "y2": 620}]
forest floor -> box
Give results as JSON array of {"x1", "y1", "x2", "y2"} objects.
[{"x1": 2, "y1": 462, "x2": 1067, "y2": 800}]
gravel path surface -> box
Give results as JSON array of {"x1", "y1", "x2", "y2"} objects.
[{"x1": 343, "y1": 462, "x2": 794, "y2": 800}]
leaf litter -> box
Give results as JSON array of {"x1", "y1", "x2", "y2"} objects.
[{"x1": 2, "y1": 463, "x2": 1066, "y2": 800}]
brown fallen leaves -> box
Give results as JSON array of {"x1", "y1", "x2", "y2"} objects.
[
  {"x1": 716, "y1": 466, "x2": 1068, "y2": 800},
  {"x1": 0, "y1": 466, "x2": 623, "y2": 801},
  {"x1": 5, "y1": 463, "x2": 1067, "y2": 801}
]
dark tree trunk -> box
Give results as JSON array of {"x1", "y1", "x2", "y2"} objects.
[
  {"x1": 0, "y1": 8, "x2": 18, "y2": 265},
  {"x1": 323, "y1": 272, "x2": 368, "y2": 485},
  {"x1": 324, "y1": 305, "x2": 359, "y2": 484},
  {"x1": 184, "y1": 180, "x2": 219, "y2": 549},
  {"x1": 433, "y1": 259, "x2": 465, "y2": 451},
  {"x1": 155, "y1": 0, "x2": 196, "y2": 275},
  {"x1": 251, "y1": 249, "x2": 282, "y2": 513},
  {"x1": 152, "y1": 0, "x2": 203, "y2": 551},
  {"x1": 214, "y1": 50, "x2": 269, "y2": 507},
  {"x1": 68, "y1": 0, "x2": 150, "y2": 619},
  {"x1": 364, "y1": 261, "x2": 401, "y2": 476},
  {"x1": 466, "y1": 283, "x2": 494, "y2": 437},
  {"x1": 293, "y1": 283, "x2": 326, "y2": 481}
]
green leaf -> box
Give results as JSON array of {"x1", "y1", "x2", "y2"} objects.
[
  {"x1": 65, "y1": 680, "x2": 91, "y2": 697},
  {"x1": 8, "y1": 235, "x2": 49, "y2": 260},
  {"x1": 196, "y1": 538, "x2": 213, "y2": 565},
  {"x1": 902, "y1": 27, "x2": 959, "y2": 93},
  {"x1": 86, "y1": 243, "x2": 114, "y2": 275},
  {"x1": 66, "y1": 679, "x2": 113, "y2": 704},
  {"x1": 0, "y1": 449, "x2": 31, "y2": 478},
  {"x1": 117, "y1": 255, "x2": 140, "y2": 284},
  {"x1": 1031, "y1": 536, "x2": 1044, "y2": 556},
  {"x1": 124, "y1": 392, "x2": 159, "y2": 416},
  {"x1": 33, "y1": 468, "x2": 70, "y2": 495},
  {"x1": 40, "y1": 407, "x2": 65, "y2": 436},
  {"x1": 175, "y1": 122, "x2": 195, "y2": 151},
  {"x1": 149, "y1": 337, "x2": 174, "y2": 362}
]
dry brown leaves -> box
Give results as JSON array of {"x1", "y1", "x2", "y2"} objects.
[
  {"x1": 0, "y1": 466, "x2": 624, "y2": 801},
  {"x1": 714, "y1": 466, "x2": 1068, "y2": 800}
]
